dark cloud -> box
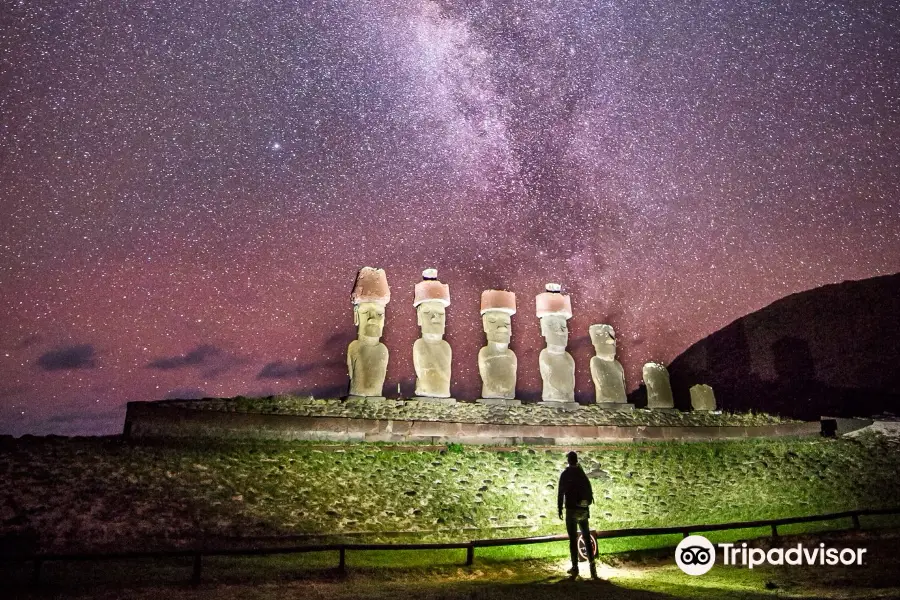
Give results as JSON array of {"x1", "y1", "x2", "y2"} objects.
[
  {"x1": 257, "y1": 361, "x2": 318, "y2": 380},
  {"x1": 147, "y1": 345, "x2": 244, "y2": 377},
  {"x1": 36, "y1": 344, "x2": 97, "y2": 371},
  {"x1": 148, "y1": 345, "x2": 221, "y2": 370}
]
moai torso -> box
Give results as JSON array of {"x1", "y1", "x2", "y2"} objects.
[
  {"x1": 591, "y1": 357, "x2": 627, "y2": 403},
  {"x1": 347, "y1": 340, "x2": 389, "y2": 397},
  {"x1": 690, "y1": 384, "x2": 716, "y2": 411},
  {"x1": 644, "y1": 362, "x2": 674, "y2": 409},
  {"x1": 347, "y1": 267, "x2": 391, "y2": 398},
  {"x1": 413, "y1": 338, "x2": 452, "y2": 397},
  {"x1": 539, "y1": 349, "x2": 575, "y2": 402},
  {"x1": 478, "y1": 345, "x2": 517, "y2": 399}
]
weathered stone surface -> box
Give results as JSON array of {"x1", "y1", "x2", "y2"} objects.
[
  {"x1": 643, "y1": 362, "x2": 674, "y2": 409},
  {"x1": 145, "y1": 396, "x2": 796, "y2": 432},
  {"x1": 538, "y1": 316, "x2": 575, "y2": 402},
  {"x1": 348, "y1": 267, "x2": 391, "y2": 398},
  {"x1": 347, "y1": 334, "x2": 388, "y2": 397},
  {"x1": 125, "y1": 400, "x2": 820, "y2": 444},
  {"x1": 536, "y1": 284, "x2": 575, "y2": 402},
  {"x1": 413, "y1": 270, "x2": 453, "y2": 398},
  {"x1": 537, "y1": 401, "x2": 580, "y2": 411},
  {"x1": 413, "y1": 397, "x2": 457, "y2": 405},
  {"x1": 476, "y1": 398, "x2": 521, "y2": 406},
  {"x1": 589, "y1": 324, "x2": 628, "y2": 404},
  {"x1": 690, "y1": 384, "x2": 717, "y2": 411},
  {"x1": 596, "y1": 402, "x2": 634, "y2": 411},
  {"x1": 479, "y1": 290, "x2": 517, "y2": 399},
  {"x1": 412, "y1": 337, "x2": 451, "y2": 397}
]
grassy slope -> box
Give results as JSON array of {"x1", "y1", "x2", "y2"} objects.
[{"x1": 2, "y1": 433, "x2": 900, "y2": 554}]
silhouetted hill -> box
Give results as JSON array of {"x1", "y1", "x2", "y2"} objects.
[{"x1": 639, "y1": 273, "x2": 900, "y2": 419}]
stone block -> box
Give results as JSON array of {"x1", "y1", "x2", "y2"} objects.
[
  {"x1": 537, "y1": 401, "x2": 580, "y2": 410},
  {"x1": 413, "y1": 397, "x2": 457, "y2": 405},
  {"x1": 690, "y1": 384, "x2": 717, "y2": 411},
  {"x1": 476, "y1": 398, "x2": 521, "y2": 406},
  {"x1": 595, "y1": 402, "x2": 635, "y2": 411}
]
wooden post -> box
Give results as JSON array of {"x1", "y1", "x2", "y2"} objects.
[
  {"x1": 466, "y1": 544, "x2": 474, "y2": 566},
  {"x1": 683, "y1": 531, "x2": 690, "y2": 539},
  {"x1": 192, "y1": 552, "x2": 202, "y2": 584},
  {"x1": 31, "y1": 558, "x2": 42, "y2": 586},
  {"x1": 339, "y1": 546, "x2": 346, "y2": 574},
  {"x1": 852, "y1": 514, "x2": 861, "y2": 530},
  {"x1": 771, "y1": 524, "x2": 778, "y2": 538}
]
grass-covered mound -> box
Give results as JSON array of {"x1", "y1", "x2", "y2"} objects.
[
  {"x1": 1, "y1": 434, "x2": 898, "y2": 555},
  {"x1": 164, "y1": 395, "x2": 795, "y2": 427}
]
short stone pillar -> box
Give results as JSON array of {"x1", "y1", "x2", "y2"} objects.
[
  {"x1": 477, "y1": 290, "x2": 519, "y2": 405},
  {"x1": 643, "y1": 362, "x2": 674, "y2": 410},
  {"x1": 347, "y1": 267, "x2": 390, "y2": 399},
  {"x1": 412, "y1": 269, "x2": 453, "y2": 402},
  {"x1": 690, "y1": 384, "x2": 717, "y2": 411},
  {"x1": 536, "y1": 283, "x2": 577, "y2": 408},
  {"x1": 589, "y1": 324, "x2": 632, "y2": 410}
]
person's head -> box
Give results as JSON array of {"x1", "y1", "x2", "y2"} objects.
[
  {"x1": 416, "y1": 300, "x2": 446, "y2": 336},
  {"x1": 566, "y1": 451, "x2": 578, "y2": 466}
]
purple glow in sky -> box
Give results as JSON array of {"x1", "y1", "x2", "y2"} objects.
[{"x1": 1, "y1": 0, "x2": 898, "y2": 435}]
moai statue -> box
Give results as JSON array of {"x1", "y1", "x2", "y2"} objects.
[
  {"x1": 347, "y1": 267, "x2": 390, "y2": 399},
  {"x1": 690, "y1": 384, "x2": 717, "y2": 411},
  {"x1": 536, "y1": 283, "x2": 576, "y2": 406},
  {"x1": 477, "y1": 290, "x2": 519, "y2": 405},
  {"x1": 589, "y1": 324, "x2": 629, "y2": 406},
  {"x1": 412, "y1": 269, "x2": 453, "y2": 400},
  {"x1": 643, "y1": 362, "x2": 674, "y2": 410}
]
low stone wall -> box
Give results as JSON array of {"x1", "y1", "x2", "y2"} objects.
[{"x1": 124, "y1": 401, "x2": 822, "y2": 444}]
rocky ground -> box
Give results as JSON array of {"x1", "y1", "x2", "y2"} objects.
[
  {"x1": 2, "y1": 433, "x2": 899, "y2": 557},
  {"x1": 167, "y1": 396, "x2": 794, "y2": 427}
]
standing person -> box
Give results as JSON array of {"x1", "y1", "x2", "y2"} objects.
[{"x1": 558, "y1": 451, "x2": 598, "y2": 579}]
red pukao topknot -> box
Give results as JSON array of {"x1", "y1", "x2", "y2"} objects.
[{"x1": 350, "y1": 267, "x2": 391, "y2": 305}]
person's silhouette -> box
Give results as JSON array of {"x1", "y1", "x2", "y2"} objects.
[{"x1": 557, "y1": 451, "x2": 598, "y2": 579}]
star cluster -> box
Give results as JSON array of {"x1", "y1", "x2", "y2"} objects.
[{"x1": 1, "y1": 0, "x2": 898, "y2": 435}]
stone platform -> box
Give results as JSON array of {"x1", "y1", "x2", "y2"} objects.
[{"x1": 123, "y1": 396, "x2": 815, "y2": 445}]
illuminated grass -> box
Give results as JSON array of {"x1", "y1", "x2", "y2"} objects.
[{"x1": 1, "y1": 434, "x2": 899, "y2": 554}]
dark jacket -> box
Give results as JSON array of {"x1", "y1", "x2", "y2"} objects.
[{"x1": 558, "y1": 464, "x2": 593, "y2": 512}]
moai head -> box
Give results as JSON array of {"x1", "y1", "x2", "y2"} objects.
[
  {"x1": 480, "y1": 290, "x2": 516, "y2": 345},
  {"x1": 589, "y1": 324, "x2": 617, "y2": 361},
  {"x1": 355, "y1": 302, "x2": 386, "y2": 339},
  {"x1": 414, "y1": 269, "x2": 450, "y2": 338},
  {"x1": 536, "y1": 283, "x2": 572, "y2": 349},
  {"x1": 351, "y1": 267, "x2": 390, "y2": 340}
]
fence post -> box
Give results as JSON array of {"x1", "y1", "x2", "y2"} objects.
[
  {"x1": 682, "y1": 531, "x2": 690, "y2": 539},
  {"x1": 466, "y1": 543, "x2": 475, "y2": 566},
  {"x1": 339, "y1": 546, "x2": 346, "y2": 574},
  {"x1": 192, "y1": 552, "x2": 202, "y2": 584},
  {"x1": 771, "y1": 524, "x2": 778, "y2": 538},
  {"x1": 852, "y1": 514, "x2": 861, "y2": 530},
  {"x1": 31, "y1": 558, "x2": 42, "y2": 586}
]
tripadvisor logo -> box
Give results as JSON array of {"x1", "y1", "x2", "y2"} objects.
[
  {"x1": 675, "y1": 535, "x2": 868, "y2": 575},
  {"x1": 676, "y1": 535, "x2": 716, "y2": 575}
]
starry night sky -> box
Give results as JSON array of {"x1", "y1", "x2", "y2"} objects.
[{"x1": 1, "y1": 0, "x2": 898, "y2": 436}]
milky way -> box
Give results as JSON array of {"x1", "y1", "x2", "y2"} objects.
[{"x1": 1, "y1": 0, "x2": 898, "y2": 435}]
